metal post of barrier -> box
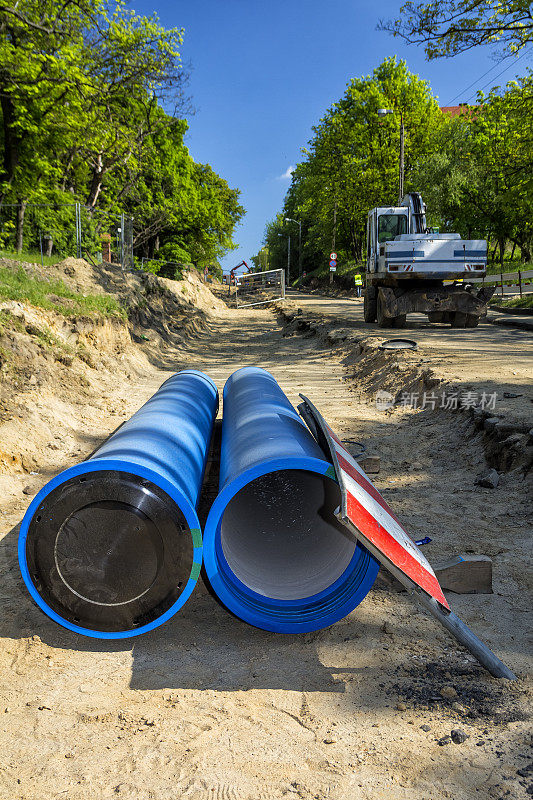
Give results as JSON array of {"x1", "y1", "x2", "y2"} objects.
[
  {"x1": 501, "y1": 272, "x2": 504, "y2": 298},
  {"x1": 120, "y1": 212, "x2": 125, "y2": 271},
  {"x1": 75, "y1": 203, "x2": 81, "y2": 259},
  {"x1": 519, "y1": 270, "x2": 522, "y2": 298}
]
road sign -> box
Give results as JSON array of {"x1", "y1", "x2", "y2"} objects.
[
  {"x1": 330, "y1": 252, "x2": 337, "y2": 260},
  {"x1": 299, "y1": 396, "x2": 448, "y2": 607},
  {"x1": 329, "y1": 259, "x2": 337, "y2": 268},
  {"x1": 329, "y1": 266, "x2": 337, "y2": 272},
  {"x1": 297, "y1": 395, "x2": 517, "y2": 680}
]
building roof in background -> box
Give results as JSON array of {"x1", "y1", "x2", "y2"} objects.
[{"x1": 440, "y1": 105, "x2": 476, "y2": 117}]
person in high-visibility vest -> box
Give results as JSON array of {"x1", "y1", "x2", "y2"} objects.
[{"x1": 354, "y1": 273, "x2": 363, "y2": 297}]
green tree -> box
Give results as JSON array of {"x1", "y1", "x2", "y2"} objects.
[
  {"x1": 0, "y1": 0, "x2": 244, "y2": 268},
  {"x1": 379, "y1": 0, "x2": 533, "y2": 59},
  {"x1": 416, "y1": 72, "x2": 533, "y2": 261},
  {"x1": 266, "y1": 58, "x2": 444, "y2": 276}
]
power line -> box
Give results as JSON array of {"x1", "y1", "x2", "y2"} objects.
[
  {"x1": 465, "y1": 48, "x2": 531, "y2": 104},
  {"x1": 446, "y1": 48, "x2": 531, "y2": 106},
  {"x1": 446, "y1": 61, "x2": 508, "y2": 105}
]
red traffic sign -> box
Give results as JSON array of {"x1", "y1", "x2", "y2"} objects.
[
  {"x1": 330, "y1": 252, "x2": 337, "y2": 260},
  {"x1": 329, "y1": 259, "x2": 337, "y2": 268}
]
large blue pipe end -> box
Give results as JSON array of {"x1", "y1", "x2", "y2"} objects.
[
  {"x1": 18, "y1": 370, "x2": 218, "y2": 640},
  {"x1": 203, "y1": 368, "x2": 379, "y2": 633}
]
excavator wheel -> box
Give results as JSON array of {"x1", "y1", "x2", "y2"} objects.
[
  {"x1": 393, "y1": 315, "x2": 407, "y2": 328},
  {"x1": 377, "y1": 293, "x2": 395, "y2": 328},
  {"x1": 363, "y1": 286, "x2": 378, "y2": 322},
  {"x1": 451, "y1": 312, "x2": 469, "y2": 328}
]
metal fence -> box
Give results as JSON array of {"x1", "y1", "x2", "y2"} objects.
[
  {"x1": 465, "y1": 268, "x2": 533, "y2": 298},
  {"x1": 235, "y1": 269, "x2": 286, "y2": 308},
  {"x1": 0, "y1": 201, "x2": 134, "y2": 271}
]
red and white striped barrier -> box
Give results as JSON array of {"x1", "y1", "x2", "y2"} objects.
[
  {"x1": 298, "y1": 395, "x2": 516, "y2": 680},
  {"x1": 330, "y1": 427, "x2": 449, "y2": 607}
]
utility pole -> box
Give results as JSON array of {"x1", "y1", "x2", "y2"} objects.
[
  {"x1": 330, "y1": 199, "x2": 337, "y2": 284},
  {"x1": 399, "y1": 111, "x2": 405, "y2": 204},
  {"x1": 378, "y1": 108, "x2": 405, "y2": 204},
  {"x1": 285, "y1": 217, "x2": 302, "y2": 279}
]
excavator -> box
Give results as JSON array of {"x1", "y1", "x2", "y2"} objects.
[
  {"x1": 222, "y1": 260, "x2": 250, "y2": 286},
  {"x1": 364, "y1": 193, "x2": 494, "y2": 327}
]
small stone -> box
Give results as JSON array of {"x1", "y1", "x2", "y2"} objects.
[
  {"x1": 31, "y1": 635, "x2": 41, "y2": 643},
  {"x1": 381, "y1": 621, "x2": 394, "y2": 635},
  {"x1": 438, "y1": 736, "x2": 452, "y2": 746},
  {"x1": 451, "y1": 729, "x2": 469, "y2": 744},
  {"x1": 359, "y1": 455, "x2": 380, "y2": 474},
  {"x1": 22, "y1": 485, "x2": 35, "y2": 495},
  {"x1": 484, "y1": 417, "x2": 500, "y2": 432},
  {"x1": 440, "y1": 686, "x2": 458, "y2": 699},
  {"x1": 396, "y1": 702, "x2": 407, "y2": 711},
  {"x1": 475, "y1": 469, "x2": 499, "y2": 489},
  {"x1": 451, "y1": 702, "x2": 467, "y2": 714},
  {"x1": 421, "y1": 724, "x2": 431, "y2": 732},
  {"x1": 323, "y1": 737, "x2": 336, "y2": 744}
]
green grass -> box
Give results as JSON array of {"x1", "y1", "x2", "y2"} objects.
[
  {"x1": 0, "y1": 248, "x2": 64, "y2": 267},
  {"x1": 489, "y1": 294, "x2": 533, "y2": 309},
  {"x1": 0, "y1": 266, "x2": 126, "y2": 320},
  {"x1": 486, "y1": 259, "x2": 532, "y2": 276}
]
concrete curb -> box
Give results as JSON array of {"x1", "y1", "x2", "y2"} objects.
[
  {"x1": 490, "y1": 305, "x2": 533, "y2": 316},
  {"x1": 489, "y1": 314, "x2": 533, "y2": 332}
]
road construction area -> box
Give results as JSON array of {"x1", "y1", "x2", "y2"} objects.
[{"x1": 0, "y1": 262, "x2": 531, "y2": 800}]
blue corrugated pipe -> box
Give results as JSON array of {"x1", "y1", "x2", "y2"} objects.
[
  {"x1": 19, "y1": 370, "x2": 218, "y2": 639},
  {"x1": 203, "y1": 367, "x2": 379, "y2": 633}
]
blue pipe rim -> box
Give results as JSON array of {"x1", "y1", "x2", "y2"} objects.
[
  {"x1": 18, "y1": 458, "x2": 203, "y2": 640},
  {"x1": 203, "y1": 455, "x2": 379, "y2": 633}
]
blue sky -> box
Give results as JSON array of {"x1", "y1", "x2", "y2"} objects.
[{"x1": 132, "y1": 1, "x2": 529, "y2": 270}]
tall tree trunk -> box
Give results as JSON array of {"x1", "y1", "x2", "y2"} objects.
[
  {"x1": 86, "y1": 154, "x2": 104, "y2": 208},
  {"x1": 15, "y1": 200, "x2": 27, "y2": 253}
]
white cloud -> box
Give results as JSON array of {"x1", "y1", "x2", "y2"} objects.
[{"x1": 277, "y1": 165, "x2": 295, "y2": 180}]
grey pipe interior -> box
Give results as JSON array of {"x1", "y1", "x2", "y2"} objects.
[{"x1": 220, "y1": 469, "x2": 356, "y2": 600}]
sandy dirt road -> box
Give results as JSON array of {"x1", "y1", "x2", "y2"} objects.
[
  {"x1": 0, "y1": 298, "x2": 531, "y2": 800},
  {"x1": 287, "y1": 291, "x2": 533, "y2": 426}
]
